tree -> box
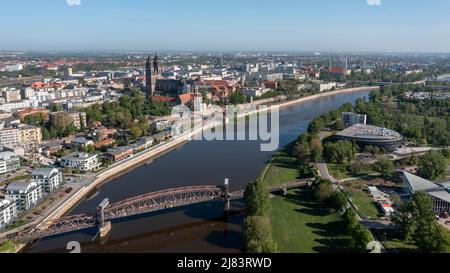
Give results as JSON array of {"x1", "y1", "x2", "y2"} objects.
[
  {"x1": 411, "y1": 192, "x2": 442, "y2": 252},
  {"x1": 308, "y1": 117, "x2": 325, "y2": 134},
  {"x1": 418, "y1": 150, "x2": 448, "y2": 180},
  {"x1": 352, "y1": 224, "x2": 374, "y2": 251},
  {"x1": 229, "y1": 91, "x2": 247, "y2": 105},
  {"x1": 343, "y1": 208, "x2": 359, "y2": 232},
  {"x1": 374, "y1": 159, "x2": 394, "y2": 178},
  {"x1": 416, "y1": 223, "x2": 450, "y2": 253},
  {"x1": 244, "y1": 180, "x2": 270, "y2": 217},
  {"x1": 309, "y1": 136, "x2": 323, "y2": 163},
  {"x1": 323, "y1": 141, "x2": 356, "y2": 164},
  {"x1": 391, "y1": 200, "x2": 416, "y2": 241},
  {"x1": 243, "y1": 216, "x2": 278, "y2": 253},
  {"x1": 328, "y1": 191, "x2": 348, "y2": 212},
  {"x1": 130, "y1": 126, "x2": 143, "y2": 140},
  {"x1": 314, "y1": 179, "x2": 334, "y2": 202}
]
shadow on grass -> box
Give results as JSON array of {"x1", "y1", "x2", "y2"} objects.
[{"x1": 281, "y1": 189, "x2": 356, "y2": 253}]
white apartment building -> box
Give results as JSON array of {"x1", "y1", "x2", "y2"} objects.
[
  {"x1": 314, "y1": 82, "x2": 337, "y2": 92},
  {"x1": 5, "y1": 181, "x2": 43, "y2": 211},
  {"x1": 0, "y1": 199, "x2": 17, "y2": 229},
  {"x1": 61, "y1": 153, "x2": 102, "y2": 172},
  {"x1": 31, "y1": 168, "x2": 63, "y2": 193},
  {"x1": 0, "y1": 151, "x2": 20, "y2": 174}
]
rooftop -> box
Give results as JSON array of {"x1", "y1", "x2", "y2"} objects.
[
  {"x1": 402, "y1": 171, "x2": 450, "y2": 203},
  {"x1": 336, "y1": 124, "x2": 403, "y2": 141}
]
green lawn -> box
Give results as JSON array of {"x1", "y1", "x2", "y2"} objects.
[
  {"x1": 327, "y1": 163, "x2": 377, "y2": 181},
  {"x1": 374, "y1": 231, "x2": 418, "y2": 253},
  {"x1": 269, "y1": 190, "x2": 355, "y2": 253},
  {"x1": 344, "y1": 189, "x2": 380, "y2": 220},
  {"x1": 0, "y1": 241, "x2": 17, "y2": 253},
  {"x1": 327, "y1": 163, "x2": 352, "y2": 180},
  {"x1": 262, "y1": 149, "x2": 299, "y2": 187}
]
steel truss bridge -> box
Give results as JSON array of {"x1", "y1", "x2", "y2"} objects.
[{"x1": 8, "y1": 181, "x2": 310, "y2": 243}]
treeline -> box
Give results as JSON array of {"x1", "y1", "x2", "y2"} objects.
[
  {"x1": 307, "y1": 85, "x2": 450, "y2": 147},
  {"x1": 243, "y1": 180, "x2": 278, "y2": 253},
  {"x1": 84, "y1": 89, "x2": 171, "y2": 140},
  {"x1": 392, "y1": 191, "x2": 450, "y2": 253}
]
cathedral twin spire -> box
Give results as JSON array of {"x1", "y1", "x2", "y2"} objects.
[{"x1": 145, "y1": 53, "x2": 159, "y2": 97}]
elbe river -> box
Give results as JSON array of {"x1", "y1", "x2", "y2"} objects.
[{"x1": 27, "y1": 90, "x2": 370, "y2": 253}]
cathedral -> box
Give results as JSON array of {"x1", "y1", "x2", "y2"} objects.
[{"x1": 144, "y1": 54, "x2": 192, "y2": 98}]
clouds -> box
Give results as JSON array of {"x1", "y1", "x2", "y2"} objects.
[
  {"x1": 367, "y1": 0, "x2": 381, "y2": 6},
  {"x1": 66, "y1": 0, "x2": 81, "y2": 6}
]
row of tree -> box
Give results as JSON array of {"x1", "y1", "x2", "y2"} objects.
[
  {"x1": 243, "y1": 180, "x2": 278, "y2": 253},
  {"x1": 343, "y1": 208, "x2": 374, "y2": 251}
]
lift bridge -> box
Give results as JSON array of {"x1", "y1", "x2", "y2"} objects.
[{"x1": 7, "y1": 179, "x2": 310, "y2": 243}]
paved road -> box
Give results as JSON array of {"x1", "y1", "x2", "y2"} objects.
[
  {"x1": 316, "y1": 161, "x2": 337, "y2": 183},
  {"x1": 315, "y1": 160, "x2": 390, "y2": 253}
]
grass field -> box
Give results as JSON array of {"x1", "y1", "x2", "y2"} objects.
[
  {"x1": 344, "y1": 189, "x2": 380, "y2": 220},
  {"x1": 269, "y1": 190, "x2": 355, "y2": 253},
  {"x1": 262, "y1": 148, "x2": 299, "y2": 187},
  {"x1": 327, "y1": 163, "x2": 377, "y2": 181},
  {"x1": 374, "y1": 231, "x2": 418, "y2": 253},
  {"x1": 0, "y1": 241, "x2": 17, "y2": 253}
]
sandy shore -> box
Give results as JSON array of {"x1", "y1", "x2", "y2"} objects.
[{"x1": 11, "y1": 86, "x2": 378, "y2": 248}]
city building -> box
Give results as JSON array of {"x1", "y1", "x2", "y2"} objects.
[
  {"x1": 18, "y1": 125, "x2": 42, "y2": 145},
  {"x1": 1, "y1": 89, "x2": 22, "y2": 103},
  {"x1": 314, "y1": 82, "x2": 337, "y2": 92},
  {"x1": 402, "y1": 171, "x2": 450, "y2": 216},
  {"x1": 31, "y1": 168, "x2": 63, "y2": 193},
  {"x1": 105, "y1": 147, "x2": 134, "y2": 162},
  {"x1": 61, "y1": 153, "x2": 102, "y2": 172},
  {"x1": 342, "y1": 112, "x2": 367, "y2": 127},
  {"x1": 5, "y1": 181, "x2": 43, "y2": 211},
  {"x1": 145, "y1": 54, "x2": 193, "y2": 98},
  {"x1": 17, "y1": 108, "x2": 50, "y2": 121},
  {"x1": 70, "y1": 137, "x2": 94, "y2": 149},
  {"x1": 0, "y1": 150, "x2": 20, "y2": 174},
  {"x1": 0, "y1": 125, "x2": 42, "y2": 147},
  {"x1": 49, "y1": 111, "x2": 87, "y2": 130},
  {"x1": 333, "y1": 124, "x2": 404, "y2": 151},
  {"x1": 0, "y1": 199, "x2": 17, "y2": 229}
]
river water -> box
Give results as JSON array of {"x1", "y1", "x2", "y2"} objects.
[{"x1": 26, "y1": 90, "x2": 370, "y2": 253}]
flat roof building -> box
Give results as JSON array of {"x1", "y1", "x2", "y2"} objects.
[
  {"x1": 61, "y1": 153, "x2": 101, "y2": 172},
  {"x1": 333, "y1": 124, "x2": 403, "y2": 151},
  {"x1": 402, "y1": 171, "x2": 450, "y2": 216}
]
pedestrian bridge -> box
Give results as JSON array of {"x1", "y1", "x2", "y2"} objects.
[{"x1": 7, "y1": 180, "x2": 310, "y2": 243}]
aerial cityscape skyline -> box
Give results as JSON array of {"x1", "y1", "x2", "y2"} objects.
[
  {"x1": 1, "y1": 0, "x2": 450, "y2": 261},
  {"x1": 1, "y1": 0, "x2": 450, "y2": 52}
]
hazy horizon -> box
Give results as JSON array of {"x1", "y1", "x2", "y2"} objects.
[{"x1": 1, "y1": 0, "x2": 450, "y2": 53}]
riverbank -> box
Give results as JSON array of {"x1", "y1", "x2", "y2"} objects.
[
  {"x1": 44, "y1": 86, "x2": 378, "y2": 222},
  {"x1": 5, "y1": 86, "x2": 376, "y2": 252}
]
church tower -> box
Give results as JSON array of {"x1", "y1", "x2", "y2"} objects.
[
  {"x1": 153, "y1": 54, "x2": 159, "y2": 75},
  {"x1": 145, "y1": 55, "x2": 157, "y2": 97}
]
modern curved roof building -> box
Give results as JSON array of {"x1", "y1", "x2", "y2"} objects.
[{"x1": 333, "y1": 124, "x2": 404, "y2": 151}]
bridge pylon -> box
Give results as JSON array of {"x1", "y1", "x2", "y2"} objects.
[
  {"x1": 223, "y1": 178, "x2": 230, "y2": 219},
  {"x1": 97, "y1": 199, "x2": 111, "y2": 238}
]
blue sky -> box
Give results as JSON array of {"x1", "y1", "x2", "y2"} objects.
[{"x1": 1, "y1": 0, "x2": 450, "y2": 52}]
